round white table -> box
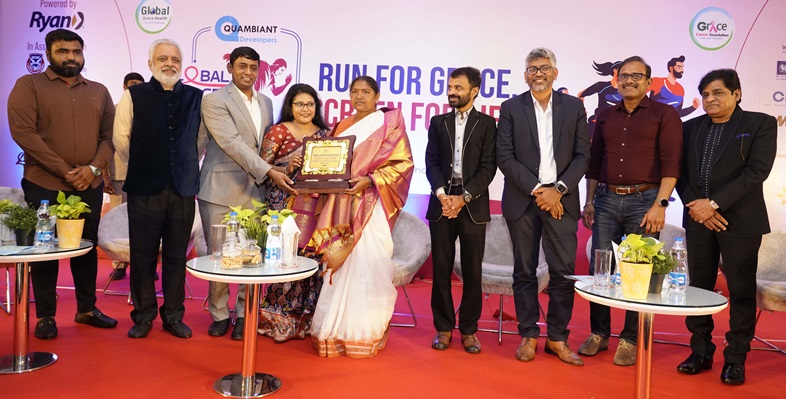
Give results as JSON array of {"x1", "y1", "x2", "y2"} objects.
[
  {"x1": 574, "y1": 280, "x2": 728, "y2": 399},
  {"x1": 186, "y1": 255, "x2": 319, "y2": 398},
  {"x1": 0, "y1": 241, "x2": 92, "y2": 374}
]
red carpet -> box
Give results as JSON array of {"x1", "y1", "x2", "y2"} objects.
[{"x1": 0, "y1": 259, "x2": 783, "y2": 399}]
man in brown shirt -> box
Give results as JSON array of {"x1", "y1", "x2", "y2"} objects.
[
  {"x1": 579, "y1": 56, "x2": 682, "y2": 366},
  {"x1": 7, "y1": 28, "x2": 118, "y2": 340}
]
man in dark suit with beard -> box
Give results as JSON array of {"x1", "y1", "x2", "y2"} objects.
[
  {"x1": 427, "y1": 67, "x2": 497, "y2": 354},
  {"x1": 497, "y1": 47, "x2": 590, "y2": 366},
  {"x1": 675, "y1": 69, "x2": 777, "y2": 386}
]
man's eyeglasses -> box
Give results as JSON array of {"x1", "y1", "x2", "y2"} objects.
[
  {"x1": 618, "y1": 73, "x2": 647, "y2": 82},
  {"x1": 526, "y1": 65, "x2": 553, "y2": 75},
  {"x1": 293, "y1": 102, "x2": 316, "y2": 110}
]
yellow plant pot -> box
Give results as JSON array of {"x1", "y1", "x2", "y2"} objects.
[
  {"x1": 56, "y1": 219, "x2": 84, "y2": 249},
  {"x1": 619, "y1": 261, "x2": 653, "y2": 299}
]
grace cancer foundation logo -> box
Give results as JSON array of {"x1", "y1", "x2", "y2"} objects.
[
  {"x1": 135, "y1": 0, "x2": 171, "y2": 34},
  {"x1": 690, "y1": 7, "x2": 734, "y2": 51}
]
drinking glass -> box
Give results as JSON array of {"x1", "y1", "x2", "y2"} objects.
[
  {"x1": 210, "y1": 224, "x2": 227, "y2": 259},
  {"x1": 594, "y1": 249, "x2": 612, "y2": 287}
]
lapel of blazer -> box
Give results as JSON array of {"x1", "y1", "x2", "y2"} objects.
[
  {"x1": 692, "y1": 115, "x2": 709, "y2": 169},
  {"x1": 521, "y1": 92, "x2": 540, "y2": 152},
  {"x1": 464, "y1": 108, "x2": 480, "y2": 147},
  {"x1": 226, "y1": 85, "x2": 259, "y2": 147},
  {"x1": 712, "y1": 106, "x2": 743, "y2": 169},
  {"x1": 551, "y1": 91, "x2": 563, "y2": 153}
]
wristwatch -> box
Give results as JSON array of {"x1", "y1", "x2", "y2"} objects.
[
  {"x1": 658, "y1": 198, "x2": 669, "y2": 208},
  {"x1": 554, "y1": 181, "x2": 569, "y2": 195},
  {"x1": 462, "y1": 190, "x2": 473, "y2": 203},
  {"x1": 709, "y1": 199, "x2": 720, "y2": 210},
  {"x1": 89, "y1": 165, "x2": 101, "y2": 176}
]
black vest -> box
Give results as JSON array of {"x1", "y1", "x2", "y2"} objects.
[{"x1": 124, "y1": 79, "x2": 202, "y2": 196}]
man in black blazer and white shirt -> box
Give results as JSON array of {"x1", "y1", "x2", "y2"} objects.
[
  {"x1": 426, "y1": 67, "x2": 497, "y2": 354},
  {"x1": 497, "y1": 48, "x2": 589, "y2": 366},
  {"x1": 675, "y1": 69, "x2": 777, "y2": 386}
]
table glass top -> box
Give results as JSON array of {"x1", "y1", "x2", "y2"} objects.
[
  {"x1": 0, "y1": 240, "x2": 92, "y2": 256},
  {"x1": 186, "y1": 255, "x2": 319, "y2": 278},
  {"x1": 573, "y1": 278, "x2": 727, "y2": 310}
]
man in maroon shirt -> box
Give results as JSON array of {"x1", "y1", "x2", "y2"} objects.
[
  {"x1": 579, "y1": 56, "x2": 682, "y2": 366},
  {"x1": 7, "y1": 29, "x2": 118, "y2": 339}
]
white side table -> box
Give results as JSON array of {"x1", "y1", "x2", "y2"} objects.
[
  {"x1": 0, "y1": 241, "x2": 92, "y2": 373},
  {"x1": 186, "y1": 255, "x2": 319, "y2": 398},
  {"x1": 574, "y1": 280, "x2": 728, "y2": 399}
]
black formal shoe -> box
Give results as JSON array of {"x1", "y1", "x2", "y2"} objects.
[
  {"x1": 208, "y1": 319, "x2": 231, "y2": 337},
  {"x1": 34, "y1": 317, "x2": 58, "y2": 340},
  {"x1": 128, "y1": 322, "x2": 153, "y2": 338},
  {"x1": 677, "y1": 352, "x2": 713, "y2": 375},
  {"x1": 163, "y1": 321, "x2": 192, "y2": 338},
  {"x1": 231, "y1": 318, "x2": 245, "y2": 341},
  {"x1": 720, "y1": 362, "x2": 745, "y2": 385},
  {"x1": 74, "y1": 308, "x2": 118, "y2": 328},
  {"x1": 109, "y1": 265, "x2": 127, "y2": 280}
]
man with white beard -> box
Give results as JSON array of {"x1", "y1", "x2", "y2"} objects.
[{"x1": 113, "y1": 39, "x2": 207, "y2": 339}]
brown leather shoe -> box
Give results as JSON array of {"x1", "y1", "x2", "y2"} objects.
[
  {"x1": 545, "y1": 339, "x2": 584, "y2": 366},
  {"x1": 461, "y1": 334, "x2": 481, "y2": 354},
  {"x1": 432, "y1": 331, "x2": 452, "y2": 350},
  {"x1": 578, "y1": 333, "x2": 609, "y2": 356},
  {"x1": 613, "y1": 339, "x2": 637, "y2": 366},
  {"x1": 515, "y1": 337, "x2": 538, "y2": 362}
]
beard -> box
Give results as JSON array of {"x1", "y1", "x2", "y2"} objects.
[
  {"x1": 448, "y1": 94, "x2": 470, "y2": 109},
  {"x1": 49, "y1": 59, "x2": 83, "y2": 77},
  {"x1": 153, "y1": 67, "x2": 181, "y2": 87},
  {"x1": 673, "y1": 71, "x2": 683, "y2": 79}
]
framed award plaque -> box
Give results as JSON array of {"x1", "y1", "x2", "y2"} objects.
[{"x1": 294, "y1": 135, "x2": 356, "y2": 193}]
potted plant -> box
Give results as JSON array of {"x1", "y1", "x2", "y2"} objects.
[
  {"x1": 1, "y1": 203, "x2": 37, "y2": 246},
  {"x1": 649, "y1": 249, "x2": 676, "y2": 293},
  {"x1": 618, "y1": 234, "x2": 665, "y2": 299},
  {"x1": 222, "y1": 199, "x2": 296, "y2": 256},
  {"x1": 48, "y1": 191, "x2": 91, "y2": 249}
]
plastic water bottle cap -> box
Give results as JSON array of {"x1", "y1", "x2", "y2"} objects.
[
  {"x1": 675, "y1": 237, "x2": 683, "y2": 242},
  {"x1": 41, "y1": 200, "x2": 49, "y2": 205},
  {"x1": 230, "y1": 212, "x2": 237, "y2": 216},
  {"x1": 272, "y1": 215, "x2": 278, "y2": 220}
]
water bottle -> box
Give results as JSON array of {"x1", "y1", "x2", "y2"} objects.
[
  {"x1": 612, "y1": 235, "x2": 625, "y2": 285},
  {"x1": 225, "y1": 212, "x2": 240, "y2": 247},
  {"x1": 34, "y1": 200, "x2": 54, "y2": 251},
  {"x1": 669, "y1": 237, "x2": 689, "y2": 293},
  {"x1": 265, "y1": 215, "x2": 282, "y2": 267}
]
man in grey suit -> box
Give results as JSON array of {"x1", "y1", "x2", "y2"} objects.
[
  {"x1": 199, "y1": 46, "x2": 296, "y2": 339},
  {"x1": 497, "y1": 47, "x2": 590, "y2": 366}
]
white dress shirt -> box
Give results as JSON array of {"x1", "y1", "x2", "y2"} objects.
[
  {"x1": 532, "y1": 92, "x2": 557, "y2": 192},
  {"x1": 232, "y1": 82, "x2": 262, "y2": 142}
]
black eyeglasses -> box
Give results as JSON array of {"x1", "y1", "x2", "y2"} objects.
[
  {"x1": 618, "y1": 73, "x2": 647, "y2": 82},
  {"x1": 526, "y1": 65, "x2": 553, "y2": 75}
]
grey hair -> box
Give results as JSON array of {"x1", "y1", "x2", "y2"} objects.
[
  {"x1": 148, "y1": 38, "x2": 181, "y2": 61},
  {"x1": 526, "y1": 47, "x2": 557, "y2": 67}
]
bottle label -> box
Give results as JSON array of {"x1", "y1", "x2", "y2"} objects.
[
  {"x1": 669, "y1": 272, "x2": 687, "y2": 286},
  {"x1": 265, "y1": 247, "x2": 281, "y2": 261}
]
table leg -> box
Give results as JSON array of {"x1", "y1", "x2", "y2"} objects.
[
  {"x1": 213, "y1": 283, "x2": 281, "y2": 398},
  {"x1": 0, "y1": 262, "x2": 58, "y2": 374},
  {"x1": 634, "y1": 312, "x2": 654, "y2": 399}
]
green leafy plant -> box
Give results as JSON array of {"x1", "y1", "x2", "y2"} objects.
[
  {"x1": 651, "y1": 250, "x2": 676, "y2": 275},
  {"x1": 1, "y1": 204, "x2": 37, "y2": 233},
  {"x1": 0, "y1": 199, "x2": 16, "y2": 213},
  {"x1": 222, "y1": 199, "x2": 295, "y2": 248},
  {"x1": 48, "y1": 191, "x2": 91, "y2": 220},
  {"x1": 619, "y1": 234, "x2": 665, "y2": 264}
]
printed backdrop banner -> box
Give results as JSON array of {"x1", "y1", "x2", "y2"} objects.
[{"x1": 1, "y1": 0, "x2": 784, "y2": 230}]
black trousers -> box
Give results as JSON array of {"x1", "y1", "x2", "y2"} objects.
[
  {"x1": 429, "y1": 189, "x2": 486, "y2": 335},
  {"x1": 127, "y1": 185, "x2": 194, "y2": 325},
  {"x1": 685, "y1": 228, "x2": 761, "y2": 364},
  {"x1": 22, "y1": 178, "x2": 102, "y2": 318},
  {"x1": 507, "y1": 203, "x2": 577, "y2": 341}
]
